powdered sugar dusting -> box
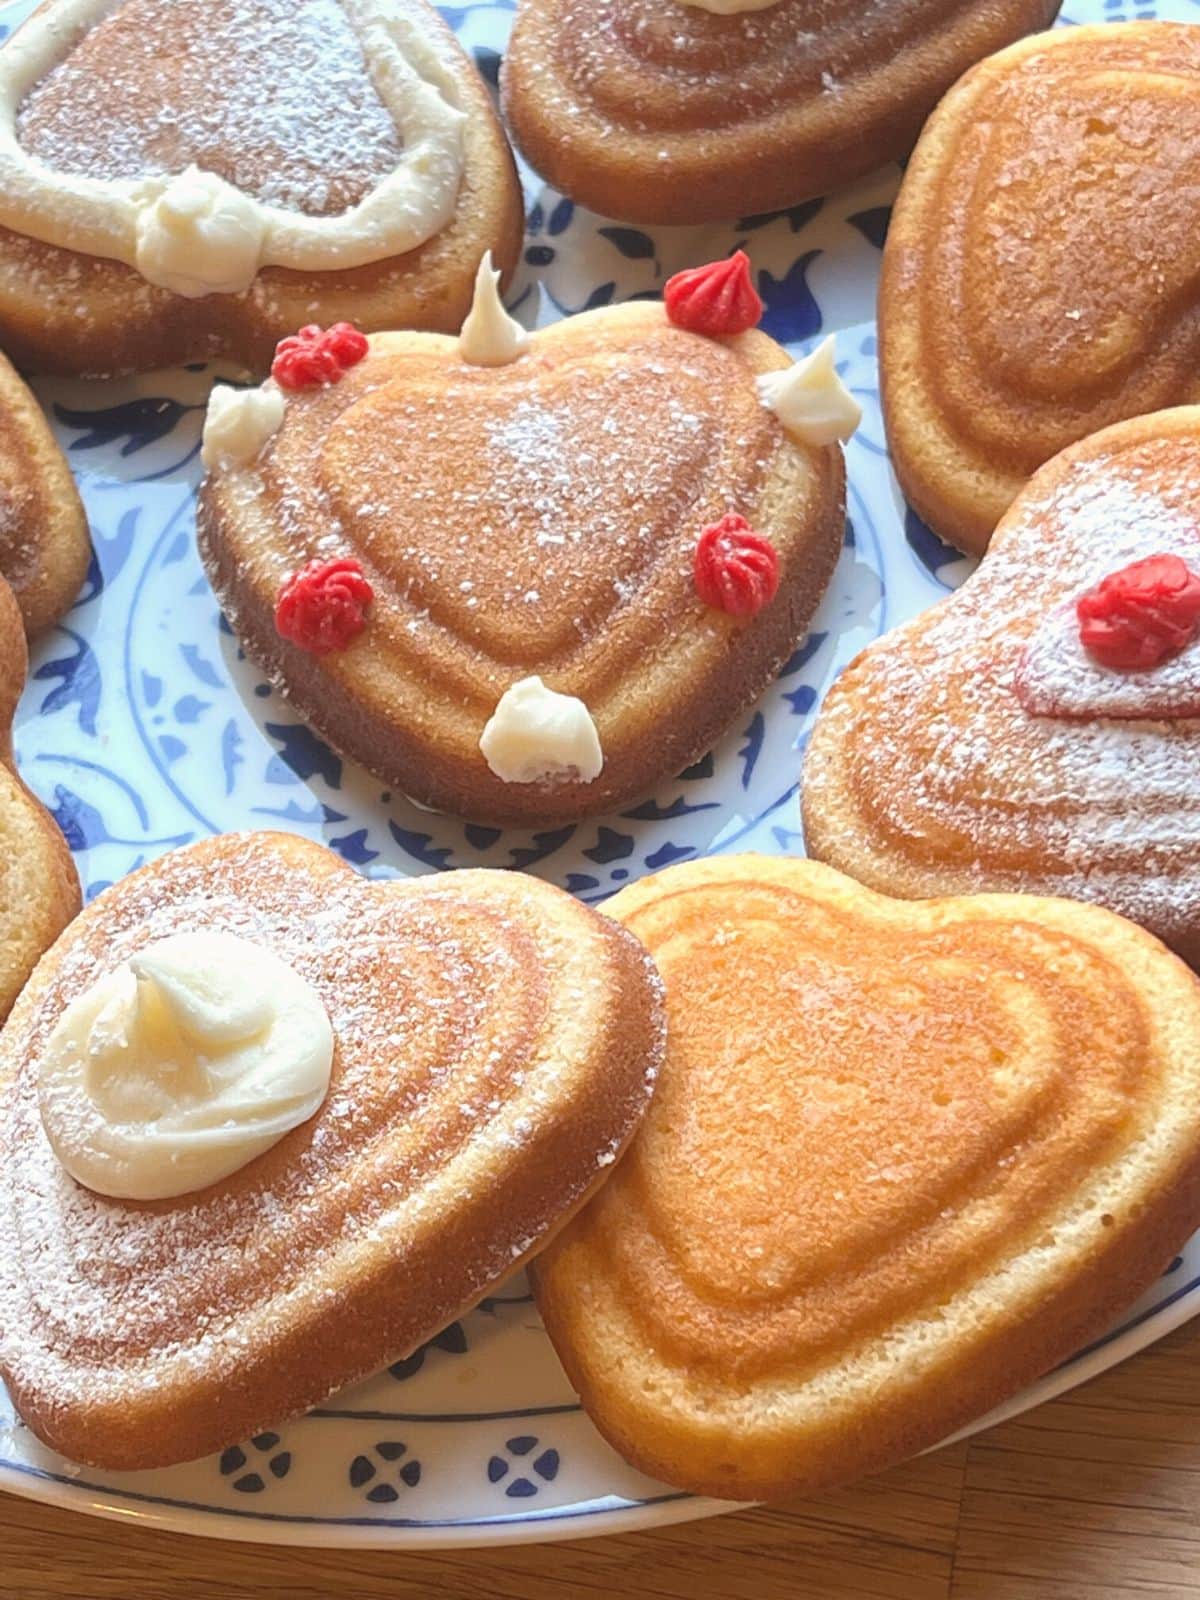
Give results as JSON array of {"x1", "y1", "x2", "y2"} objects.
[
  {"x1": 0, "y1": 836, "x2": 662, "y2": 1437},
  {"x1": 811, "y1": 438, "x2": 1200, "y2": 945},
  {"x1": 16, "y1": 0, "x2": 405, "y2": 218},
  {"x1": 229, "y1": 327, "x2": 781, "y2": 677},
  {"x1": 1015, "y1": 497, "x2": 1200, "y2": 721}
]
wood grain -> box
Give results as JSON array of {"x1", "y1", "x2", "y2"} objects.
[{"x1": 4, "y1": 1318, "x2": 1200, "y2": 1600}]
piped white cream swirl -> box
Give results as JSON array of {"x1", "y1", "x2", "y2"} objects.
[
  {"x1": 758, "y1": 334, "x2": 862, "y2": 446},
  {"x1": 38, "y1": 932, "x2": 334, "y2": 1201},
  {"x1": 459, "y1": 250, "x2": 529, "y2": 367},
  {"x1": 480, "y1": 676, "x2": 603, "y2": 783},
  {"x1": 201, "y1": 381, "x2": 286, "y2": 471}
]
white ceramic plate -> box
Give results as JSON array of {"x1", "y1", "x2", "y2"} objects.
[{"x1": 2, "y1": 0, "x2": 1198, "y2": 1549}]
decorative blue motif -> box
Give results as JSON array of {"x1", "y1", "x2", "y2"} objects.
[
  {"x1": 0, "y1": 0, "x2": 1194, "y2": 1555},
  {"x1": 218, "y1": 1434, "x2": 293, "y2": 1494},
  {"x1": 488, "y1": 1437, "x2": 561, "y2": 1498},
  {"x1": 389, "y1": 1322, "x2": 470, "y2": 1382},
  {"x1": 349, "y1": 1443, "x2": 422, "y2": 1502}
]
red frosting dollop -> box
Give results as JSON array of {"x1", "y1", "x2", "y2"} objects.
[
  {"x1": 1076, "y1": 553, "x2": 1200, "y2": 671},
  {"x1": 694, "y1": 513, "x2": 780, "y2": 617},
  {"x1": 271, "y1": 323, "x2": 370, "y2": 391},
  {"x1": 664, "y1": 252, "x2": 763, "y2": 338},
  {"x1": 275, "y1": 557, "x2": 373, "y2": 655}
]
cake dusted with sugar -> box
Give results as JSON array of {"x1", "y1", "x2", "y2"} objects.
[
  {"x1": 197, "y1": 260, "x2": 855, "y2": 826},
  {"x1": 0, "y1": 0, "x2": 522, "y2": 374},
  {"x1": 803, "y1": 409, "x2": 1200, "y2": 968},
  {"x1": 0, "y1": 830, "x2": 665, "y2": 1470}
]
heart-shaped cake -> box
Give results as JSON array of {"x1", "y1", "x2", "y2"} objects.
[
  {"x1": 802, "y1": 409, "x2": 1200, "y2": 968},
  {"x1": 503, "y1": 0, "x2": 1060, "y2": 225},
  {"x1": 0, "y1": 830, "x2": 665, "y2": 1470},
  {"x1": 533, "y1": 854, "x2": 1200, "y2": 1500},
  {"x1": 197, "y1": 293, "x2": 848, "y2": 825},
  {"x1": 0, "y1": 0, "x2": 522, "y2": 375},
  {"x1": 0, "y1": 349, "x2": 89, "y2": 634},
  {"x1": 0, "y1": 573, "x2": 80, "y2": 1020},
  {"x1": 882, "y1": 21, "x2": 1200, "y2": 555}
]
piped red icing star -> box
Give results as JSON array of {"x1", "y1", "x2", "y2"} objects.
[
  {"x1": 694, "y1": 514, "x2": 779, "y2": 617},
  {"x1": 1076, "y1": 553, "x2": 1200, "y2": 671},
  {"x1": 664, "y1": 252, "x2": 763, "y2": 338},
  {"x1": 275, "y1": 557, "x2": 373, "y2": 655},
  {"x1": 271, "y1": 323, "x2": 369, "y2": 391}
]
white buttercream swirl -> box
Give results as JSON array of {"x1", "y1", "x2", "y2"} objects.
[
  {"x1": 134, "y1": 167, "x2": 266, "y2": 298},
  {"x1": 38, "y1": 932, "x2": 334, "y2": 1201},
  {"x1": 757, "y1": 334, "x2": 862, "y2": 446},
  {"x1": 480, "y1": 676, "x2": 603, "y2": 784},
  {"x1": 201, "y1": 381, "x2": 286, "y2": 471},
  {"x1": 459, "y1": 250, "x2": 529, "y2": 367}
]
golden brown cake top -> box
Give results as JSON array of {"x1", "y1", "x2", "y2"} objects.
[
  {"x1": 197, "y1": 302, "x2": 846, "y2": 824},
  {"x1": 260, "y1": 320, "x2": 781, "y2": 671},
  {"x1": 881, "y1": 22, "x2": 1200, "y2": 549},
  {"x1": 544, "y1": 0, "x2": 1022, "y2": 134},
  {"x1": 533, "y1": 854, "x2": 1200, "y2": 1498}
]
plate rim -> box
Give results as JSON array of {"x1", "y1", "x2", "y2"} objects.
[{"x1": 1, "y1": 1269, "x2": 1197, "y2": 1547}]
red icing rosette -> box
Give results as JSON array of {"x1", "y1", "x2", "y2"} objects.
[
  {"x1": 694, "y1": 513, "x2": 780, "y2": 617},
  {"x1": 271, "y1": 323, "x2": 370, "y2": 391},
  {"x1": 275, "y1": 557, "x2": 373, "y2": 655},
  {"x1": 1076, "y1": 553, "x2": 1200, "y2": 671},
  {"x1": 664, "y1": 252, "x2": 763, "y2": 338}
]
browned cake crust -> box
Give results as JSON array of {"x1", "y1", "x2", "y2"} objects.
[
  {"x1": 0, "y1": 574, "x2": 80, "y2": 1020},
  {"x1": 0, "y1": 0, "x2": 523, "y2": 376},
  {"x1": 197, "y1": 303, "x2": 846, "y2": 826},
  {"x1": 533, "y1": 855, "x2": 1200, "y2": 1501},
  {"x1": 881, "y1": 22, "x2": 1200, "y2": 556},
  {"x1": 0, "y1": 830, "x2": 666, "y2": 1470},
  {"x1": 802, "y1": 409, "x2": 1200, "y2": 971},
  {"x1": 0, "y1": 350, "x2": 89, "y2": 632},
  {"x1": 501, "y1": 0, "x2": 1061, "y2": 227}
]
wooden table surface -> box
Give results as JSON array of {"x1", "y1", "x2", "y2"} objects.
[{"x1": 4, "y1": 1315, "x2": 1200, "y2": 1600}]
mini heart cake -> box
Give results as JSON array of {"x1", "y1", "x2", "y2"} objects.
[
  {"x1": 0, "y1": 573, "x2": 80, "y2": 1019},
  {"x1": 0, "y1": 830, "x2": 665, "y2": 1470},
  {"x1": 882, "y1": 22, "x2": 1200, "y2": 555},
  {"x1": 0, "y1": 349, "x2": 89, "y2": 633},
  {"x1": 803, "y1": 409, "x2": 1200, "y2": 968},
  {"x1": 197, "y1": 257, "x2": 852, "y2": 825},
  {"x1": 533, "y1": 854, "x2": 1200, "y2": 1500},
  {"x1": 502, "y1": 0, "x2": 1060, "y2": 225},
  {"x1": 0, "y1": 0, "x2": 523, "y2": 375}
]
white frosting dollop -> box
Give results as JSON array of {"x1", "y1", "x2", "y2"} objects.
[
  {"x1": 675, "y1": 0, "x2": 780, "y2": 11},
  {"x1": 134, "y1": 166, "x2": 268, "y2": 298},
  {"x1": 480, "y1": 676, "x2": 603, "y2": 784},
  {"x1": 757, "y1": 334, "x2": 862, "y2": 446},
  {"x1": 38, "y1": 932, "x2": 334, "y2": 1201},
  {"x1": 201, "y1": 381, "x2": 286, "y2": 471},
  {"x1": 459, "y1": 250, "x2": 529, "y2": 367}
]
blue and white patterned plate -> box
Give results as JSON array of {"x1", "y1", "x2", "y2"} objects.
[{"x1": 2, "y1": 0, "x2": 1199, "y2": 1550}]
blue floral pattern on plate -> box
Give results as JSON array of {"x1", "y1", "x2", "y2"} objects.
[{"x1": 1, "y1": 0, "x2": 1198, "y2": 1550}]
